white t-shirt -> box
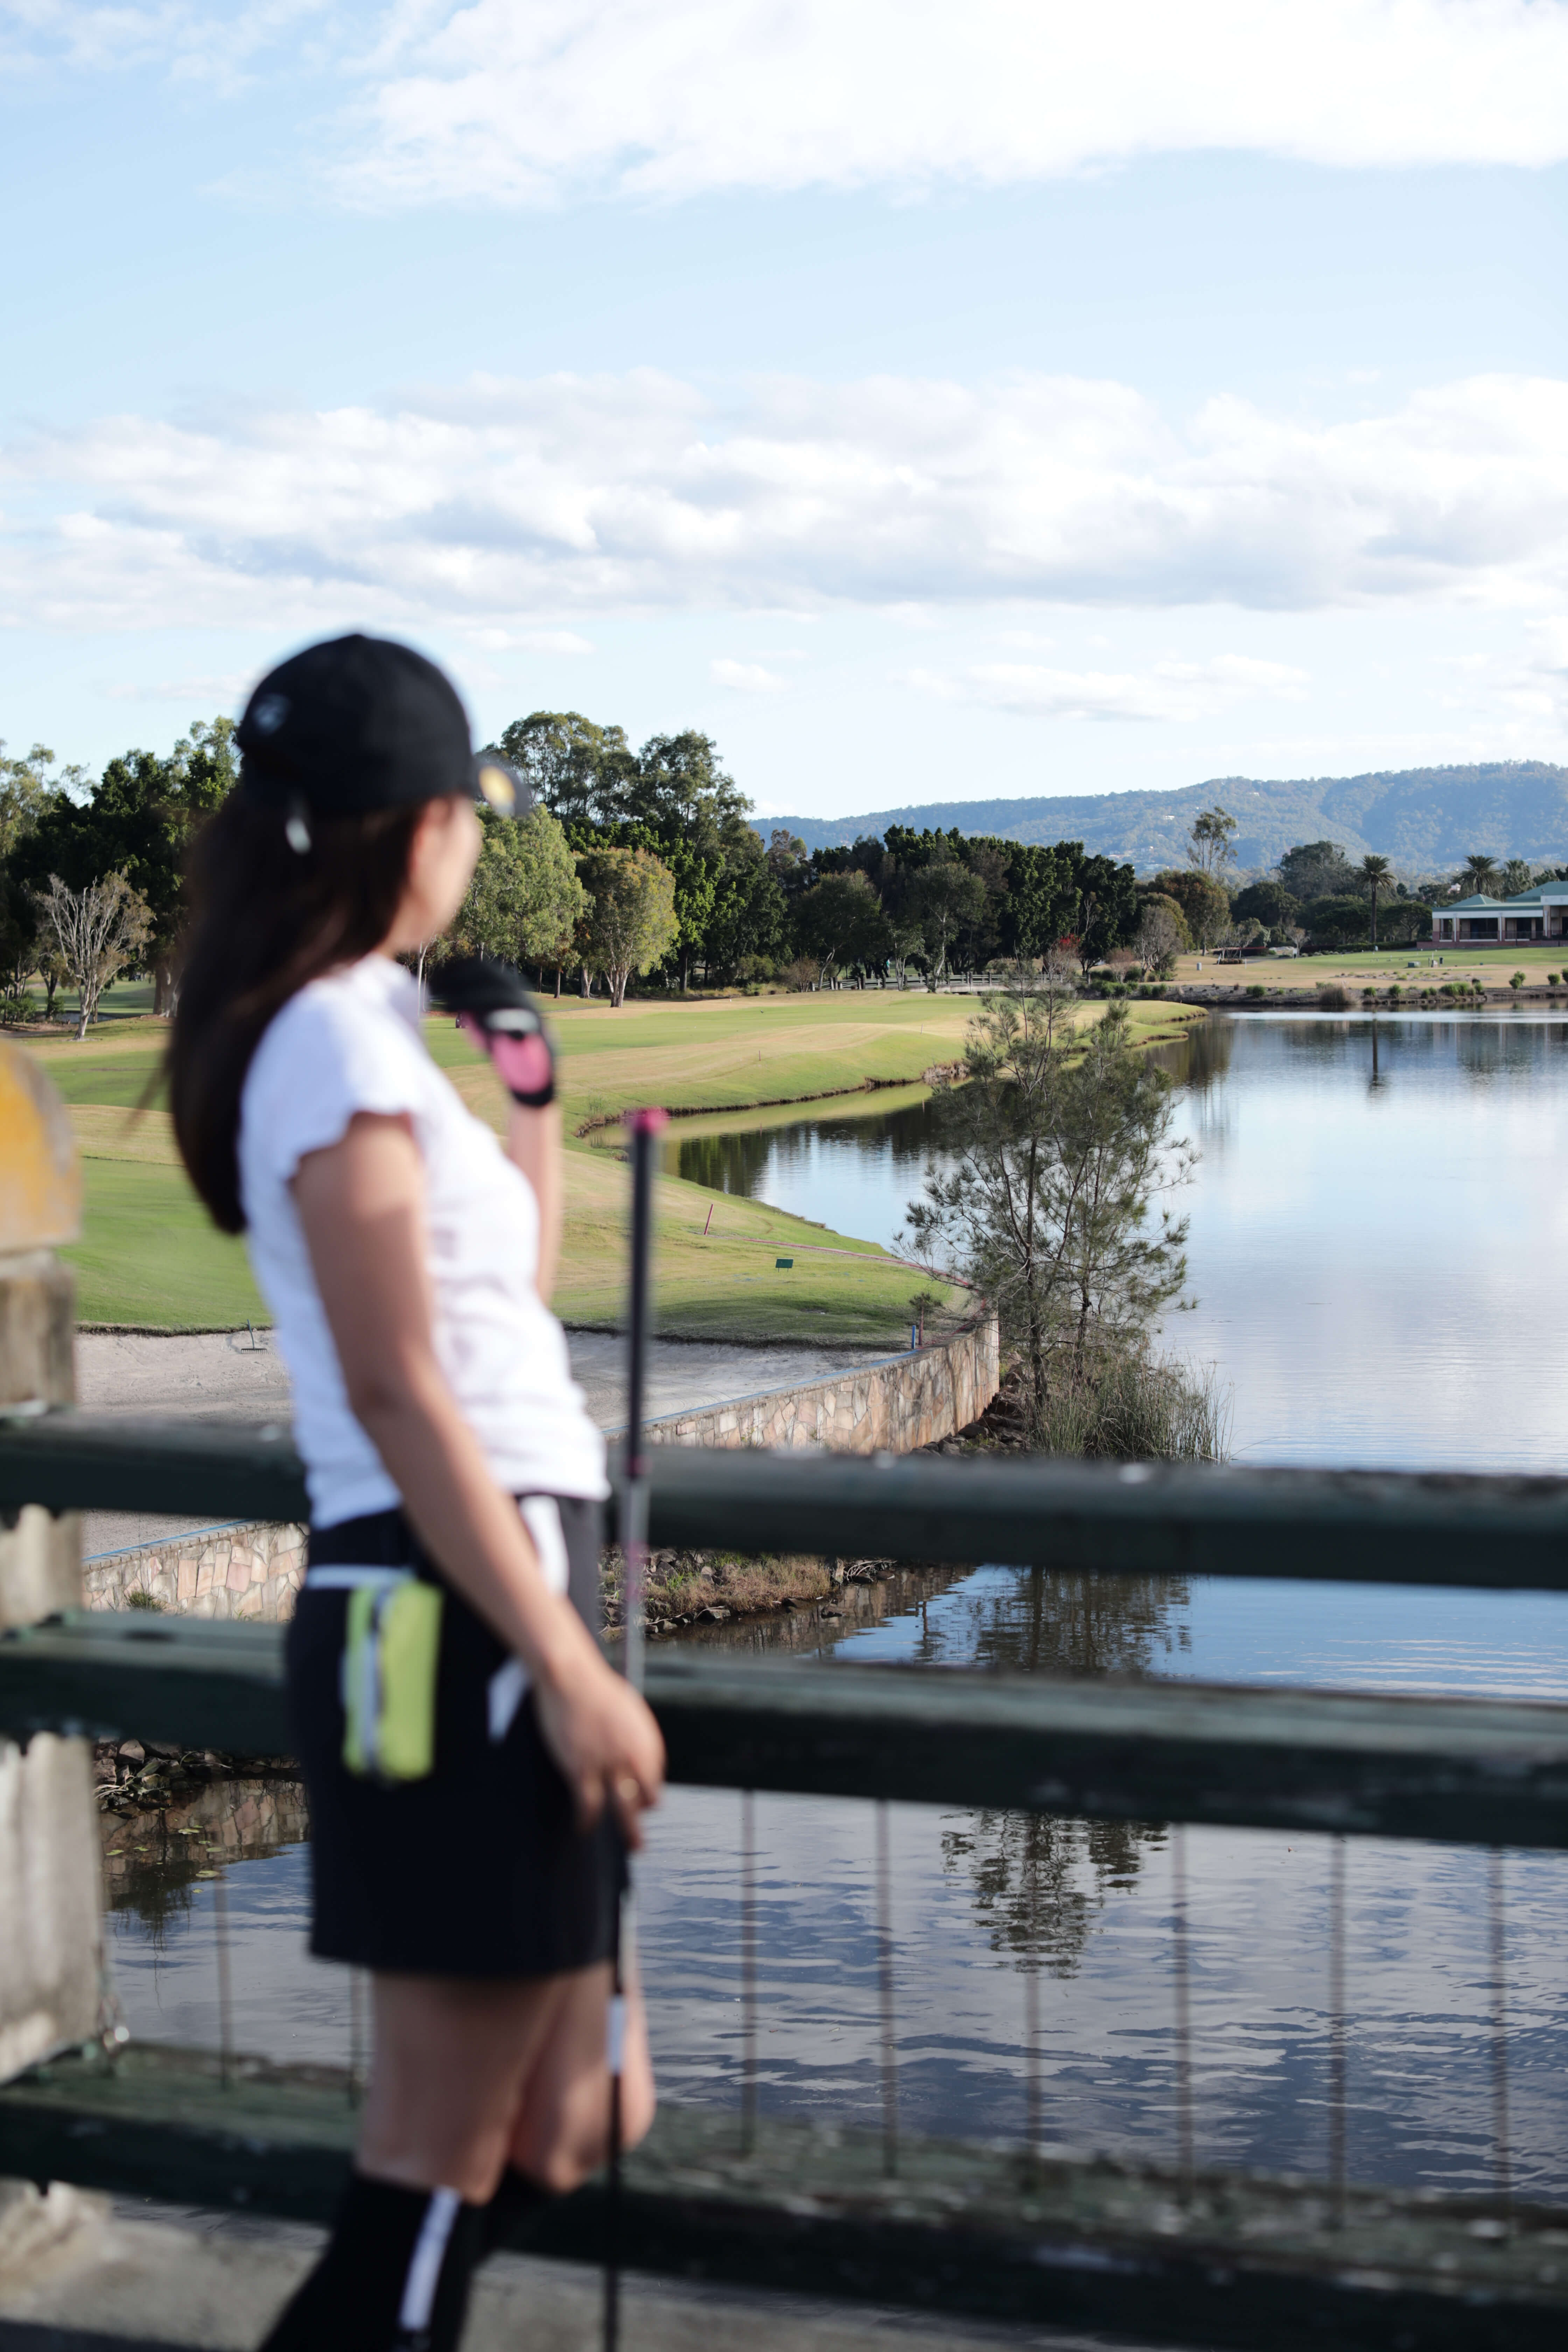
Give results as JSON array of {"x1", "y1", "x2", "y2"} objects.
[{"x1": 238, "y1": 954, "x2": 606, "y2": 1528}]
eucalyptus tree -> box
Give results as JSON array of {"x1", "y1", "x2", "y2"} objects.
[
  {"x1": 33, "y1": 870, "x2": 151, "y2": 1039},
  {"x1": 1186, "y1": 805, "x2": 1238, "y2": 877}
]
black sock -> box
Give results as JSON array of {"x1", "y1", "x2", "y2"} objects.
[
  {"x1": 260, "y1": 2170, "x2": 485, "y2": 2352},
  {"x1": 479, "y1": 2163, "x2": 555, "y2": 2258}
]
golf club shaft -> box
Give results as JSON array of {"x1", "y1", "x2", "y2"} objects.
[{"x1": 605, "y1": 1107, "x2": 663, "y2": 2352}]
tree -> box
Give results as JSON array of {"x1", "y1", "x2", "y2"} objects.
[
  {"x1": 1302, "y1": 894, "x2": 1370, "y2": 948},
  {"x1": 1149, "y1": 868, "x2": 1229, "y2": 952},
  {"x1": 1231, "y1": 878, "x2": 1297, "y2": 932},
  {"x1": 0, "y1": 742, "x2": 74, "y2": 862},
  {"x1": 905, "y1": 976, "x2": 1194, "y2": 1448},
  {"x1": 702, "y1": 840, "x2": 788, "y2": 981},
  {"x1": 493, "y1": 712, "x2": 636, "y2": 832},
  {"x1": 1360, "y1": 853, "x2": 1392, "y2": 948},
  {"x1": 449, "y1": 806, "x2": 589, "y2": 994},
  {"x1": 1135, "y1": 899, "x2": 1186, "y2": 977},
  {"x1": 996, "y1": 841, "x2": 1081, "y2": 960},
  {"x1": 1278, "y1": 842, "x2": 1354, "y2": 903},
  {"x1": 1186, "y1": 805, "x2": 1238, "y2": 877},
  {"x1": 33, "y1": 871, "x2": 151, "y2": 1039},
  {"x1": 912, "y1": 858, "x2": 987, "y2": 982},
  {"x1": 10, "y1": 718, "x2": 236, "y2": 1013},
  {"x1": 793, "y1": 870, "x2": 890, "y2": 984},
  {"x1": 1500, "y1": 858, "x2": 1535, "y2": 897},
  {"x1": 1460, "y1": 852, "x2": 1500, "y2": 897},
  {"x1": 575, "y1": 846, "x2": 678, "y2": 1006}
]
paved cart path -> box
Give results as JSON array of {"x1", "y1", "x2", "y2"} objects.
[
  {"x1": 0, "y1": 2188, "x2": 1167, "y2": 2352},
  {"x1": 76, "y1": 1328, "x2": 882, "y2": 1560}
]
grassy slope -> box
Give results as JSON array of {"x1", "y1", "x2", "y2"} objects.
[{"x1": 21, "y1": 987, "x2": 1200, "y2": 1337}]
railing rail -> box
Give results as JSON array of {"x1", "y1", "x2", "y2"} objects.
[
  {"x1": 4, "y1": 1415, "x2": 1568, "y2": 1846},
  {"x1": 6, "y1": 1415, "x2": 1568, "y2": 2343},
  {"x1": 8, "y1": 1411, "x2": 1568, "y2": 1590},
  {"x1": 5, "y1": 1613, "x2": 1568, "y2": 1849}
]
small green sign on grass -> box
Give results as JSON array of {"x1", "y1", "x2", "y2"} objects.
[{"x1": 776, "y1": 1257, "x2": 793, "y2": 1269}]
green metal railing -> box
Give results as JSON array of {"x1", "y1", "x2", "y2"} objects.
[{"x1": 4, "y1": 1413, "x2": 1568, "y2": 2349}]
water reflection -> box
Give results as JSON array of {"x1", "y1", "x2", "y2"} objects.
[
  {"x1": 944, "y1": 1811, "x2": 1161, "y2": 1975},
  {"x1": 101, "y1": 1777, "x2": 308, "y2": 1942}
]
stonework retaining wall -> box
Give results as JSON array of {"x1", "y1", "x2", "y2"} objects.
[
  {"x1": 79, "y1": 1313, "x2": 1000, "y2": 1620},
  {"x1": 84, "y1": 1521, "x2": 306, "y2": 1621},
  {"x1": 629, "y1": 1311, "x2": 1001, "y2": 1456}
]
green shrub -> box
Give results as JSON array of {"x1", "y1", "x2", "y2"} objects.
[
  {"x1": 1033, "y1": 1344, "x2": 1231, "y2": 1464},
  {"x1": 1511, "y1": 971, "x2": 1526, "y2": 990},
  {"x1": 1246, "y1": 983, "x2": 1266, "y2": 999},
  {"x1": 126, "y1": 1589, "x2": 165, "y2": 1612}
]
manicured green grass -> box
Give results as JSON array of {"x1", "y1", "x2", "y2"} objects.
[
  {"x1": 556, "y1": 1146, "x2": 936, "y2": 1344},
  {"x1": 62, "y1": 1161, "x2": 266, "y2": 1328},
  {"x1": 21, "y1": 986, "x2": 1202, "y2": 1338}
]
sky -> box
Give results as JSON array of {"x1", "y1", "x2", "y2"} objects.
[{"x1": 2, "y1": 2, "x2": 1567, "y2": 820}]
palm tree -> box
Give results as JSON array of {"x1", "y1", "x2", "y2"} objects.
[
  {"x1": 1360, "y1": 854, "x2": 1392, "y2": 950},
  {"x1": 1461, "y1": 853, "x2": 1499, "y2": 898}
]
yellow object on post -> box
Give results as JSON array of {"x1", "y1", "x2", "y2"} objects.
[
  {"x1": 0, "y1": 1042, "x2": 82, "y2": 1254},
  {"x1": 0, "y1": 1038, "x2": 100, "y2": 2083}
]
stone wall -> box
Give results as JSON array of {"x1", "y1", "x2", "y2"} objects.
[
  {"x1": 84, "y1": 1521, "x2": 306, "y2": 1621},
  {"x1": 80, "y1": 1313, "x2": 1001, "y2": 1621},
  {"x1": 625, "y1": 1311, "x2": 1001, "y2": 1456}
]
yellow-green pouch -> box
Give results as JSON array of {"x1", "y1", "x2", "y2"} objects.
[{"x1": 342, "y1": 1580, "x2": 443, "y2": 1783}]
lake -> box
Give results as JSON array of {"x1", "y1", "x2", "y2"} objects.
[
  {"x1": 673, "y1": 1009, "x2": 1568, "y2": 1473},
  {"x1": 105, "y1": 1012, "x2": 1568, "y2": 2200}
]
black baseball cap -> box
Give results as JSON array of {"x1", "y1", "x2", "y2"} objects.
[{"x1": 236, "y1": 634, "x2": 528, "y2": 819}]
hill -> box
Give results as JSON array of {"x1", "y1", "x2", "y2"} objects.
[{"x1": 758, "y1": 762, "x2": 1568, "y2": 874}]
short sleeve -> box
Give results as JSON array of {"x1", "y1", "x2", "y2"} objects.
[{"x1": 240, "y1": 983, "x2": 428, "y2": 1195}]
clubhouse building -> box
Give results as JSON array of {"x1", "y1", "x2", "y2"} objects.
[{"x1": 1432, "y1": 882, "x2": 1568, "y2": 947}]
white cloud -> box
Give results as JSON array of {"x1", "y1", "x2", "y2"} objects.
[
  {"x1": 0, "y1": 2, "x2": 335, "y2": 86},
  {"x1": 10, "y1": 5, "x2": 1568, "y2": 197},
  {"x1": 908, "y1": 652, "x2": 1310, "y2": 723},
  {"x1": 343, "y1": 0, "x2": 1568, "y2": 206},
  {"x1": 4, "y1": 368, "x2": 1568, "y2": 632},
  {"x1": 710, "y1": 656, "x2": 785, "y2": 693},
  {"x1": 470, "y1": 624, "x2": 594, "y2": 654},
  {"x1": 100, "y1": 669, "x2": 247, "y2": 702}
]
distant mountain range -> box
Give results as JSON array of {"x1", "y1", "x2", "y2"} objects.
[{"x1": 757, "y1": 762, "x2": 1568, "y2": 875}]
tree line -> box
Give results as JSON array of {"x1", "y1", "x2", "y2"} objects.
[
  {"x1": 0, "y1": 708, "x2": 1156, "y2": 1026},
  {"x1": 1138, "y1": 812, "x2": 1568, "y2": 960},
  {"x1": 9, "y1": 710, "x2": 1547, "y2": 1036}
]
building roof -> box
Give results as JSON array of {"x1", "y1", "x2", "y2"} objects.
[{"x1": 1442, "y1": 884, "x2": 1568, "y2": 912}]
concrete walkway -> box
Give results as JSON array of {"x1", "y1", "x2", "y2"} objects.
[
  {"x1": 75, "y1": 1329, "x2": 883, "y2": 1561},
  {"x1": 0, "y1": 2186, "x2": 1169, "y2": 2352}
]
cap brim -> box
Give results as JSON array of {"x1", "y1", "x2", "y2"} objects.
[{"x1": 471, "y1": 756, "x2": 532, "y2": 818}]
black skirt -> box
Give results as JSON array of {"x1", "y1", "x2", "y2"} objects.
[{"x1": 285, "y1": 1493, "x2": 624, "y2": 1978}]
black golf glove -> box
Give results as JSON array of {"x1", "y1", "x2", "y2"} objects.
[{"x1": 430, "y1": 956, "x2": 556, "y2": 1108}]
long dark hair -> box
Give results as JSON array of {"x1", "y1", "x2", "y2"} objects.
[{"x1": 170, "y1": 792, "x2": 425, "y2": 1232}]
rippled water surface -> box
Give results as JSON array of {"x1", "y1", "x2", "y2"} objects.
[{"x1": 107, "y1": 1015, "x2": 1568, "y2": 2198}]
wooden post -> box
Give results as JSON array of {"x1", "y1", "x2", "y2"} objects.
[{"x1": 0, "y1": 1040, "x2": 102, "y2": 2081}]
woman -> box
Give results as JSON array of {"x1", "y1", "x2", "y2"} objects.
[{"x1": 169, "y1": 633, "x2": 662, "y2": 2352}]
